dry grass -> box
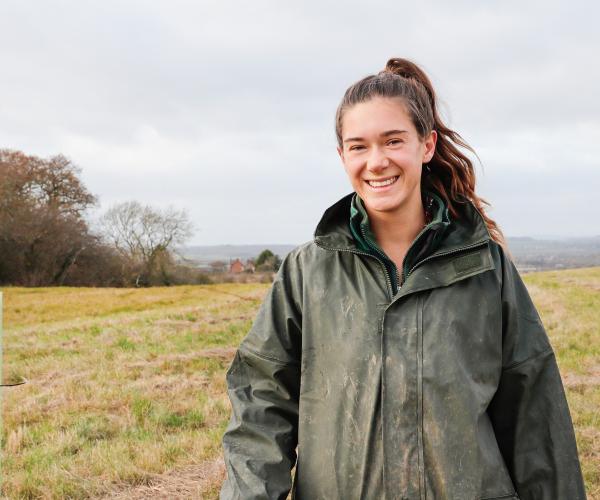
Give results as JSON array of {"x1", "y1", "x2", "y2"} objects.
[
  {"x1": 523, "y1": 266, "x2": 600, "y2": 498},
  {"x1": 96, "y1": 457, "x2": 225, "y2": 499},
  {"x1": 1, "y1": 284, "x2": 268, "y2": 499},
  {"x1": 1, "y1": 267, "x2": 599, "y2": 499}
]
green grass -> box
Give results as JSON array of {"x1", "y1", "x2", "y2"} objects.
[{"x1": 0, "y1": 268, "x2": 599, "y2": 499}]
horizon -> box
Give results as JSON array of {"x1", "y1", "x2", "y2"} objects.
[{"x1": 181, "y1": 233, "x2": 600, "y2": 249}]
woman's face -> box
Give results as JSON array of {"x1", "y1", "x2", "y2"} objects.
[{"x1": 337, "y1": 96, "x2": 436, "y2": 218}]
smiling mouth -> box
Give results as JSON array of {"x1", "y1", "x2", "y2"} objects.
[{"x1": 366, "y1": 176, "x2": 399, "y2": 188}]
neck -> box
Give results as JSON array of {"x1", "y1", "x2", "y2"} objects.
[{"x1": 366, "y1": 196, "x2": 427, "y2": 247}]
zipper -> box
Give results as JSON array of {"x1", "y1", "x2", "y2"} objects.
[
  {"x1": 360, "y1": 225, "x2": 389, "y2": 266},
  {"x1": 355, "y1": 204, "x2": 445, "y2": 293},
  {"x1": 398, "y1": 222, "x2": 434, "y2": 287},
  {"x1": 359, "y1": 224, "x2": 398, "y2": 295},
  {"x1": 314, "y1": 241, "x2": 394, "y2": 300}
]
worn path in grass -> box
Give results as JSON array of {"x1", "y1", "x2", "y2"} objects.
[{"x1": 1, "y1": 268, "x2": 599, "y2": 499}]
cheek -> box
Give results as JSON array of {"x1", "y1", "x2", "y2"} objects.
[
  {"x1": 397, "y1": 154, "x2": 423, "y2": 172},
  {"x1": 343, "y1": 158, "x2": 362, "y2": 178},
  {"x1": 393, "y1": 147, "x2": 419, "y2": 162}
]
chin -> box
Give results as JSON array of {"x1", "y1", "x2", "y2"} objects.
[{"x1": 362, "y1": 197, "x2": 403, "y2": 214}]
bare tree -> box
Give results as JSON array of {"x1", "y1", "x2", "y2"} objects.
[{"x1": 101, "y1": 201, "x2": 194, "y2": 286}]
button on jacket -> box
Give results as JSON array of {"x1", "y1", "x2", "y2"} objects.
[{"x1": 220, "y1": 190, "x2": 587, "y2": 500}]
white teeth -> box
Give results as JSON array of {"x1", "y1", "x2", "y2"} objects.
[{"x1": 367, "y1": 176, "x2": 398, "y2": 187}]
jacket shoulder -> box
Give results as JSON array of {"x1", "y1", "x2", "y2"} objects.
[
  {"x1": 487, "y1": 239, "x2": 516, "y2": 284},
  {"x1": 282, "y1": 239, "x2": 339, "y2": 272}
]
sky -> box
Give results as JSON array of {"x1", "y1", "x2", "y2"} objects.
[{"x1": 1, "y1": 0, "x2": 599, "y2": 245}]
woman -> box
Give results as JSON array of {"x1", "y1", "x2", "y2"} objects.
[{"x1": 220, "y1": 58, "x2": 587, "y2": 499}]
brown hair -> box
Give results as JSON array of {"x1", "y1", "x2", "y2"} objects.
[{"x1": 335, "y1": 57, "x2": 508, "y2": 250}]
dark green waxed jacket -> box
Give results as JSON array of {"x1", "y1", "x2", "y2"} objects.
[{"x1": 220, "y1": 191, "x2": 587, "y2": 500}]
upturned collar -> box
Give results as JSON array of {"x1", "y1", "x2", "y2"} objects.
[{"x1": 314, "y1": 188, "x2": 492, "y2": 260}]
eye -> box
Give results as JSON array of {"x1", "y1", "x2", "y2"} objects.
[
  {"x1": 349, "y1": 145, "x2": 365, "y2": 151},
  {"x1": 387, "y1": 139, "x2": 403, "y2": 146}
]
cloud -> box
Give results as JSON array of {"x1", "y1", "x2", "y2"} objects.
[{"x1": 1, "y1": 0, "x2": 598, "y2": 243}]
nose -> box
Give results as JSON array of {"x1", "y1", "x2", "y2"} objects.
[{"x1": 366, "y1": 146, "x2": 390, "y2": 173}]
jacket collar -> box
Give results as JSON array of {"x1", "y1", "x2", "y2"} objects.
[
  {"x1": 314, "y1": 188, "x2": 493, "y2": 259},
  {"x1": 348, "y1": 189, "x2": 450, "y2": 254}
]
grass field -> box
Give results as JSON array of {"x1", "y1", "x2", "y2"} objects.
[{"x1": 1, "y1": 267, "x2": 599, "y2": 499}]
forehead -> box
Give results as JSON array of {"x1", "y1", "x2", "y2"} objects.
[{"x1": 342, "y1": 97, "x2": 415, "y2": 138}]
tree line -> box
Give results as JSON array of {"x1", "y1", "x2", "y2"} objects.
[{"x1": 0, "y1": 148, "x2": 198, "y2": 287}]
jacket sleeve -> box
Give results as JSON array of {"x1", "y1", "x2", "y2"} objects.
[
  {"x1": 220, "y1": 251, "x2": 303, "y2": 500},
  {"x1": 487, "y1": 245, "x2": 587, "y2": 499}
]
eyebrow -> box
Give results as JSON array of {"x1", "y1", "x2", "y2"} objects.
[{"x1": 343, "y1": 129, "x2": 408, "y2": 143}]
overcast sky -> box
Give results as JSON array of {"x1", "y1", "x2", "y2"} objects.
[{"x1": 1, "y1": 0, "x2": 599, "y2": 245}]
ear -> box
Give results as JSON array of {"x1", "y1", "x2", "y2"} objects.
[
  {"x1": 337, "y1": 145, "x2": 344, "y2": 161},
  {"x1": 423, "y1": 130, "x2": 437, "y2": 163}
]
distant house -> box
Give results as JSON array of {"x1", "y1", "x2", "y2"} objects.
[{"x1": 229, "y1": 258, "x2": 245, "y2": 273}]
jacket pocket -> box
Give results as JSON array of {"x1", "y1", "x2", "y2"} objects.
[{"x1": 480, "y1": 494, "x2": 519, "y2": 500}]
